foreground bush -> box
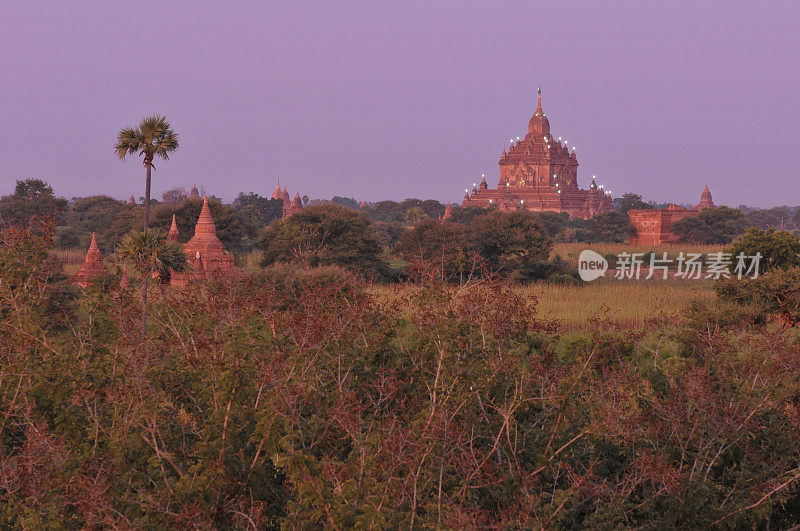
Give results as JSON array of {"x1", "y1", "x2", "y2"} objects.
[{"x1": 3, "y1": 220, "x2": 800, "y2": 527}]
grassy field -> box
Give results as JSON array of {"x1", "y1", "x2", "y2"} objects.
[
  {"x1": 369, "y1": 277, "x2": 715, "y2": 330},
  {"x1": 528, "y1": 278, "x2": 715, "y2": 328},
  {"x1": 551, "y1": 242, "x2": 724, "y2": 262}
]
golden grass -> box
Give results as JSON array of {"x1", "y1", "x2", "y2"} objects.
[
  {"x1": 551, "y1": 242, "x2": 724, "y2": 263},
  {"x1": 369, "y1": 278, "x2": 715, "y2": 330},
  {"x1": 527, "y1": 279, "x2": 715, "y2": 328}
]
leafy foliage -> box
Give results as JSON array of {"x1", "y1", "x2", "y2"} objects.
[
  {"x1": 469, "y1": 210, "x2": 553, "y2": 281},
  {"x1": 614, "y1": 192, "x2": 652, "y2": 214},
  {"x1": 363, "y1": 199, "x2": 445, "y2": 223},
  {"x1": 671, "y1": 206, "x2": 747, "y2": 244},
  {"x1": 0, "y1": 179, "x2": 68, "y2": 225},
  {"x1": 64, "y1": 195, "x2": 142, "y2": 251},
  {"x1": 232, "y1": 192, "x2": 284, "y2": 229},
  {"x1": 116, "y1": 228, "x2": 188, "y2": 280},
  {"x1": 727, "y1": 227, "x2": 800, "y2": 273},
  {"x1": 715, "y1": 267, "x2": 800, "y2": 328},
  {"x1": 260, "y1": 203, "x2": 388, "y2": 278},
  {"x1": 716, "y1": 229, "x2": 800, "y2": 328},
  {"x1": 394, "y1": 219, "x2": 470, "y2": 282},
  {"x1": 161, "y1": 186, "x2": 189, "y2": 204},
  {"x1": 589, "y1": 210, "x2": 637, "y2": 242},
  {"x1": 114, "y1": 114, "x2": 180, "y2": 163},
  {"x1": 4, "y1": 231, "x2": 800, "y2": 527},
  {"x1": 745, "y1": 206, "x2": 795, "y2": 229}
]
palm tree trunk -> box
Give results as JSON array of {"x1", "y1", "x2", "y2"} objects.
[
  {"x1": 143, "y1": 161, "x2": 152, "y2": 229},
  {"x1": 141, "y1": 276, "x2": 148, "y2": 336},
  {"x1": 142, "y1": 159, "x2": 152, "y2": 338}
]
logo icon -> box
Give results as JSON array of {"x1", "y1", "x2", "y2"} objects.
[{"x1": 578, "y1": 250, "x2": 608, "y2": 282}]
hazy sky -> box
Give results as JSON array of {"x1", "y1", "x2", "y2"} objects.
[{"x1": 1, "y1": 1, "x2": 798, "y2": 207}]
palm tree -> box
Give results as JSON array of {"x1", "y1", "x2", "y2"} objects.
[
  {"x1": 117, "y1": 228, "x2": 188, "y2": 333},
  {"x1": 115, "y1": 115, "x2": 179, "y2": 229}
]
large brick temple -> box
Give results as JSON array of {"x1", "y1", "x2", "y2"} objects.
[{"x1": 462, "y1": 88, "x2": 613, "y2": 219}]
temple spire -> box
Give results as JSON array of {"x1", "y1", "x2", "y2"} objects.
[
  {"x1": 536, "y1": 85, "x2": 542, "y2": 113},
  {"x1": 195, "y1": 196, "x2": 218, "y2": 237},
  {"x1": 88, "y1": 232, "x2": 99, "y2": 253}
]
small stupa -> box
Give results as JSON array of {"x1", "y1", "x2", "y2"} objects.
[
  {"x1": 167, "y1": 214, "x2": 181, "y2": 243},
  {"x1": 74, "y1": 233, "x2": 109, "y2": 287},
  {"x1": 170, "y1": 197, "x2": 235, "y2": 286},
  {"x1": 190, "y1": 184, "x2": 200, "y2": 199},
  {"x1": 128, "y1": 194, "x2": 136, "y2": 205}
]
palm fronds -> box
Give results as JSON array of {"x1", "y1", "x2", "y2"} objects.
[
  {"x1": 117, "y1": 228, "x2": 188, "y2": 278},
  {"x1": 114, "y1": 114, "x2": 179, "y2": 162}
]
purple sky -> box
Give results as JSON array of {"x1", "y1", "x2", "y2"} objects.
[{"x1": 1, "y1": 1, "x2": 798, "y2": 207}]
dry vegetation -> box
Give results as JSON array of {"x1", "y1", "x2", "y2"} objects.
[
  {"x1": 371, "y1": 278, "x2": 714, "y2": 330},
  {"x1": 530, "y1": 279, "x2": 715, "y2": 328},
  {"x1": 551, "y1": 242, "x2": 724, "y2": 262}
]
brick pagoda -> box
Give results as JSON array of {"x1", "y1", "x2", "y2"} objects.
[
  {"x1": 170, "y1": 197, "x2": 236, "y2": 286},
  {"x1": 74, "y1": 232, "x2": 109, "y2": 287},
  {"x1": 462, "y1": 87, "x2": 613, "y2": 219}
]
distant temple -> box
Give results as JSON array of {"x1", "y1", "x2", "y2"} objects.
[
  {"x1": 190, "y1": 184, "x2": 200, "y2": 199},
  {"x1": 170, "y1": 197, "x2": 236, "y2": 286},
  {"x1": 272, "y1": 180, "x2": 304, "y2": 218},
  {"x1": 462, "y1": 87, "x2": 613, "y2": 219},
  {"x1": 628, "y1": 185, "x2": 715, "y2": 245},
  {"x1": 442, "y1": 203, "x2": 453, "y2": 220},
  {"x1": 128, "y1": 194, "x2": 136, "y2": 205},
  {"x1": 74, "y1": 233, "x2": 109, "y2": 287}
]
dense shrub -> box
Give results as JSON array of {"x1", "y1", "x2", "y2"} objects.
[
  {"x1": 260, "y1": 203, "x2": 388, "y2": 278},
  {"x1": 0, "y1": 179, "x2": 68, "y2": 225},
  {"x1": 468, "y1": 210, "x2": 553, "y2": 281},
  {"x1": 394, "y1": 219, "x2": 469, "y2": 282},
  {"x1": 671, "y1": 206, "x2": 747, "y2": 244},
  {"x1": 727, "y1": 227, "x2": 800, "y2": 273},
  {"x1": 66, "y1": 195, "x2": 142, "y2": 251}
]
